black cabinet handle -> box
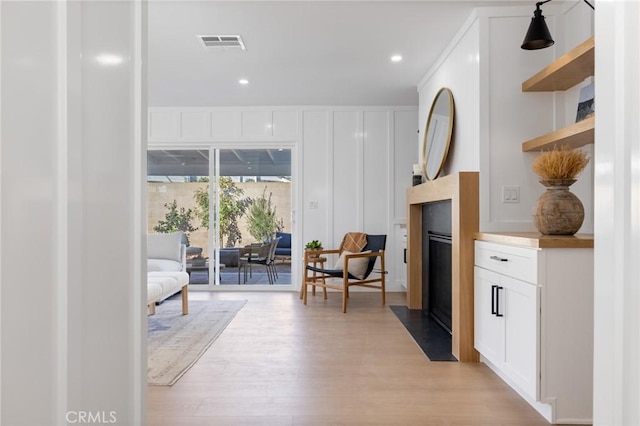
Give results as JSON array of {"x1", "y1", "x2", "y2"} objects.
[
  {"x1": 403, "y1": 248, "x2": 407, "y2": 264},
  {"x1": 491, "y1": 285, "x2": 497, "y2": 315},
  {"x1": 490, "y1": 255, "x2": 508, "y2": 262},
  {"x1": 495, "y1": 286, "x2": 504, "y2": 317}
]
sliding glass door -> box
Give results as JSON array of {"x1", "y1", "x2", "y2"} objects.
[
  {"x1": 147, "y1": 149, "x2": 211, "y2": 284},
  {"x1": 147, "y1": 147, "x2": 292, "y2": 287}
]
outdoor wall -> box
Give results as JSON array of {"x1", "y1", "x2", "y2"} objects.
[{"x1": 147, "y1": 181, "x2": 292, "y2": 255}]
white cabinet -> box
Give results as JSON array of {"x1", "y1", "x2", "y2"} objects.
[
  {"x1": 475, "y1": 266, "x2": 538, "y2": 400},
  {"x1": 500, "y1": 274, "x2": 538, "y2": 398},
  {"x1": 474, "y1": 268, "x2": 502, "y2": 363},
  {"x1": 474, "y1": 237, "x2": 594, "y2": 425}
]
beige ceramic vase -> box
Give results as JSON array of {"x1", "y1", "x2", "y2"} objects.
[{"x1": 533, "y1": 179, "x2": 584, "y2": 235}]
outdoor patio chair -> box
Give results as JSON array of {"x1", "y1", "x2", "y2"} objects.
[
  {"x1": 267, "y1": 236, "x2": 282, "y2": 282},
  {"x1": 238, "y1": 244, "x2": 265, "y2": 284},
  {"x1": 302, "y1": 233, "x2": 387, "y2": 313},
  {"x1": 180, "y1": 232, "x2": 202, "y2": 258},
  {"x1": 247, "y1": 237, "x2": 281, "y2": 284}
]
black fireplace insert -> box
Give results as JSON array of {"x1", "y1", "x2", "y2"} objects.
[
  {"x1": 422, "y1": 200, "x2": 453, "y2": 335},
  {"x1": 427, "y1": 233, "x2": 452, "y2": 333}
]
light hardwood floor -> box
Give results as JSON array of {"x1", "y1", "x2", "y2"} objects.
[{"x1": 148, "y1": 291, "x2": 549, "y2": 426}]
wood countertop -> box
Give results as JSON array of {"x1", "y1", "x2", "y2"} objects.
[{"x1": 474, "y1": 232, "x2": 594, "y2": 249}]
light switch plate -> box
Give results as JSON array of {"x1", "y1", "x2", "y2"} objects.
[{"x1": 502, "y1": 186, "x2": 520, "y2": 203}]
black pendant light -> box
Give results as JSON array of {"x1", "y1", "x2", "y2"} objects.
[
  {"x1": 521, "y1": 0, "x2": 554, "y2": 50},
  {"x1": 521, "y1": 0, "x2": 595, "y2": 50}
]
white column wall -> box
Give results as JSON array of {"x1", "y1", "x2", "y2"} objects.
[
  {"x1": 593, "y1": 1, "x2": 640, "y2": 425},
  {"x1": 149, "y1": 106, "x2": 417, "y2": 290},
  {"x1": 0, "y1": 1, "x2": 145, "y2": 425},
  {"x1": 1, "y1": 2, "x2": 58, "y2": 423},
  {"x1": 68, "y1": 2, "x2": 146, "y2": 424}
]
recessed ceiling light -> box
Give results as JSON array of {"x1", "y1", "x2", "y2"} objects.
[
  {"x1": 238, "y1": 79, "x2": 249, "y2": 85},
  {"x1": 391, "y1": 55, "x2": 403, "y2": 62},
  {"x1": 96, "y1": 54, "x2": 123, "y2": 66}
]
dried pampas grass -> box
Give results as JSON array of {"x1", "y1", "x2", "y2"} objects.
[{"x1": 532, "y1": 145, "x2": 590, "y2": 180}]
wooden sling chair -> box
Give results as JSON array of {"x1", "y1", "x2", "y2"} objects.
[{"x1": 301, "y1": 233, "x2": 387, "y2": 313}]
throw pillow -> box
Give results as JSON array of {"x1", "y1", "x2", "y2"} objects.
[
  {"x1": 147, "y1": 259, "x2": 182, "y2": 272},
  {"x1": 147, "y1": 232, "x2": 182, "y2": 262},
  {"x1": 334, "y1": 250, "x2": 371, "y2": 279},
  {"x1": 276, "y1": 231, "x2": 291, "y2": 248}
]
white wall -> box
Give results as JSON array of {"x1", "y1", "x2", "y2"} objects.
[
  {"x1": 0, "y1": 1, "x2": 145, "y2": 424},
  {"x1": 148, "y1": 108, "x2": 299, "y2": 142},
  {"x1": 593, "y1": 2, "x2": 640, "y2": 425},
  {"x1": 148, "y1": 106, "x2": 418, "y2": 290},
  {"x1": 418, "y1": 5, "x2": 594, "y2": 233},
  {"x1": 1, "y1": 2, "x2": 58, "y2": 422},
  {"x1": 418, "y1": 17, "x2": 481, "y2": 176},
  {"x1": 484, "y1": 8, "x2": 555, "y2": 232}
]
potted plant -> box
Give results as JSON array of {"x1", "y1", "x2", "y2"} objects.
[
  {"x1": 305, "y1": 240, "x2": 323, "y2": 258},
  {"x1": 531, "y1": 145, "x2": 590, "y2": 235}
]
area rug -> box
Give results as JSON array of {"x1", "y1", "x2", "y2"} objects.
[{"x1": 147, "y1": 299, "x2": 247, "y2": 385}]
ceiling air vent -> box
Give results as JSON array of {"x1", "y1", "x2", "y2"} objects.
[{"x1": 198, "y1": 35, "x2": 246, "y2": 51}]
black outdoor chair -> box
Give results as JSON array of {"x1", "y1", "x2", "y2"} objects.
[
  {"x1": 243, "y1": 237, "x2": 281, "y2": 284},
  {"x1": 302, "y1": 234, "x2": 387, "y2": 313}
]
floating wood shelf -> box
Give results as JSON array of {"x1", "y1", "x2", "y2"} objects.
[
  {"x1": 522, "y1": 115, "x2": 594, "y2": 152},
  {"x1": 522, "y1": 37, "x2": 594, "y2": 92}
]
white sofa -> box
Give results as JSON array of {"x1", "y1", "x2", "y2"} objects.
[{"x1": 147, "y1": 232, "x2": 189, "y2": 315}]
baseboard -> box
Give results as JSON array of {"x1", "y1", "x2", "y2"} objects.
[{"x1": 479, "y1": 356, "x2": 553, "y2": 423}]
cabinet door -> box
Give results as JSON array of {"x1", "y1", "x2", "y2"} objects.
[
  {"x1": 474, "y1": 267, "x2": 502, "y2": 366},
  {"x1": 501, "y1": 275, "x2": 539, "y2": 399}
]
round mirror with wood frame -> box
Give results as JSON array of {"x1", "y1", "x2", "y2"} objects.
[{"x1": 421, "y1": 87, "x2": 455, "y2": 181}]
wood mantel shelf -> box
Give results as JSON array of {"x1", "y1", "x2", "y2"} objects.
[
  {"x1": 522, "y1": 37, "x2": 594, "y2": 92},
  {"x1": 522, "y1": 115, "x2": 594, "y2": 152},
  {"x1": 475, "y1": 232, "x2": 594, "y2": 249},
  {"x1": 407, "y1": 172, "x2": 479, "y2": 362}
]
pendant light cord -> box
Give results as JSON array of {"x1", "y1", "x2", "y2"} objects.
[{"x1": 538, "y1": 0, "x2": 594, "y2": 10}]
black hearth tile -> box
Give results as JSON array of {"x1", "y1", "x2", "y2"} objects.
[{"x1": 389, "y1": 305, "x2": 457, "y2": 362}]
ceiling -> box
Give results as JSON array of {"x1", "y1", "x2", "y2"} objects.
[{"x1": 147, "y1": 1, "x2": 530, "y2": 107}]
